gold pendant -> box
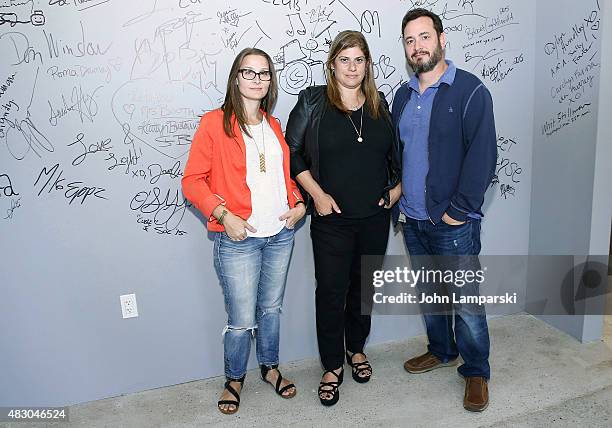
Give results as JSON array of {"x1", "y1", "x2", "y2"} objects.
[{"x1": 259, "y1": 153, "x2": 266, "y2": 173}]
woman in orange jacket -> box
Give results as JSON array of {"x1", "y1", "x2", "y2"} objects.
[{"x1": 182, "y1": 47, "x2": 306, "y2": 415}]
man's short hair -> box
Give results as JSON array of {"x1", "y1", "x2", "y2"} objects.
[{"x1": 401, "y1": 8, "x2": 444, "y2": 37}]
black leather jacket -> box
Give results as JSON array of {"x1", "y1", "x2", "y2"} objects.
[{"x1": 285, "y1": 85, "x2": 402, "y2": 213}]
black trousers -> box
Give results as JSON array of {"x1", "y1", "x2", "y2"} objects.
[{"x1": 310, "y1": 209, "x2": 390, "y2": 370}]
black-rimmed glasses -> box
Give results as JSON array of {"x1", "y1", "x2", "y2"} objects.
[{"x1": 239, "y1": 69, "x2": 272, "y2": 81}]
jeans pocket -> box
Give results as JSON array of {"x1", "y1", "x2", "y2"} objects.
[
  {"x1": 279, "y1": 225, "x2": 295, "y2": 241},
  {"x1": 432, "y1": 220, "x2": 474, "y2": 255}
]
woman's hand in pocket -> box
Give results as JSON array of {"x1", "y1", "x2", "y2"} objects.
[
  {"x1": 313, "y1": 192, "x2": 341, "y2": 216},
  {"x1": 224, "y1": 213, "x2": 257, "y2": 240},
  {"x1": 280, "y1": 203, "x2": 306, "y2": 229}
]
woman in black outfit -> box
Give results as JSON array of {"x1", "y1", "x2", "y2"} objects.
[{"x1": 285, "y1": 30, "x2": 402, "y2": 406}]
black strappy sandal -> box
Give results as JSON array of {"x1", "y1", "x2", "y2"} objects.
[
  {"x1": 318, "y1": 367, "x2": 344, "y2": 406},
  {"x1": 217, "y1": 375, "x2": 245, "y2": 415},
  {"x1": 346, "y1": 350, "x2": 372, "y2": 383},
  {"x1": 260, "y1": 364, "x2": 297, "y2": 399}
]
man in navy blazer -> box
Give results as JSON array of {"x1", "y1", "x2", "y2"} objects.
[{"x1": 392, "y1": 8, "x2": 497, "y2": 412}]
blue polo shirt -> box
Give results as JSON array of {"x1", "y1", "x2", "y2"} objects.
[{"x1": 399, "y1": 60, "x2": 457, "y2": 220}]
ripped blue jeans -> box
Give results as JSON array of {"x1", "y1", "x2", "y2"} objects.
[{"x1": 214, "y1": 226, "x2": 295, "y2": 380}]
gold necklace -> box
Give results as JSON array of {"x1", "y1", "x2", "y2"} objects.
[
  {"x1": 346, "y1": 106, "x2": 364, "y2": 143},
  {"x1": 250, "y1": 121, "x2": 266, "y2": 173}
]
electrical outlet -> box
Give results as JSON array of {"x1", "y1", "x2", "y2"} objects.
[{"x1": 120, "y1": 294, "x2": 139, "y2": 319}]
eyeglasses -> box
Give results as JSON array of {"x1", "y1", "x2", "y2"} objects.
[{"x1": 238, "y1": 69, "x2": 272, "y2": 81}]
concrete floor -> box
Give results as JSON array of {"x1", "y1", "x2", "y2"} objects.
[{"x1": 6, "y1": 313, "x2": 612, "y2": 428}]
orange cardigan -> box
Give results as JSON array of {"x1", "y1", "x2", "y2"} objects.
[{"x1": 182, "y1": 109, "x2": 303, "y2": 232}]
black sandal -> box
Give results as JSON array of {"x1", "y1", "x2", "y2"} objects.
[
  {"x1": 318, "y1": 367, "x2": 344, "y2": 406},
  {"x1": 217, "y1": 375, "x2": 245, "y2": 415},
  {"x1": 260, "y1": 364, "x2": 297, "y2": 398},
  {"x1": 346, "y1": 350, "x2": 372, "y2": 383}
]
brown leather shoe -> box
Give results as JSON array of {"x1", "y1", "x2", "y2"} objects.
[
  {"x1": 463, "y1": 376, "x2": 489, "y2": 412},
  {"x1": 403, "y1": 351, "x2": 458, "y2": 374}
]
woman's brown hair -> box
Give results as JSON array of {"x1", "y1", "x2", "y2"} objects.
[
  {"x1": 325, "y1": 30, "x2": 381, "y2": 119},
  {"x1": 222, "y1": 48, "x2": 278, "y2": 138}
]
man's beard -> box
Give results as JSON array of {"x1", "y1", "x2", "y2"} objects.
[{"x1": 408, "y1": 43, "x2": 444, "y2": 74}]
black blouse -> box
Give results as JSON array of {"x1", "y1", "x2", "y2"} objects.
[{"x1": 318, "y1": 104, "x2": 393, "y2": 219}]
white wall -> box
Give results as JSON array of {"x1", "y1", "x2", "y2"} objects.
[
  {"x1": 527, "y1": 0, "x2": 606, "y2": 341},
  {"x1": 0, "y1": 0, "x2": 582, "y2": 406}
]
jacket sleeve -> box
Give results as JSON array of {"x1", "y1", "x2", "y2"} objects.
[
  {"x1": 285, "y1": 88, "x2": 311, "y2": 178},
  {"x1": 288, "y1": 181, "x2": 304, "y2": 207},
  {"x1": 181, "y1": 114, "x2": 225, "y2": 220},
  {"x1": 379, "y1": 92, "x2": 402, "y2": 191},
  {"x1": 446, "y1": 84, "x2": 497, "y2": 221},
  {"x1": 391, "y1": 84, "x2": 408, "y2": 124}
]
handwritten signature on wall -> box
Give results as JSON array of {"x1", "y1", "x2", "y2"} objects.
[
  {"x1": 0, "y1": 172, "x2": 21, "y2": 220},
  {"x1": 34, "y1": 163, "x2": 108, "y2": 205},
  {"x1": 491, "y1": 135, "x2": 522, "y2": 200},
  {"x1": 540, "y1": 0, "x2": 601, "y2": 138}
]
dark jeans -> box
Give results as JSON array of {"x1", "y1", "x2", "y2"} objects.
[
  {"x1": 311, "y1": 210, "x2": 390, "y2": 370},
  {"x1": 401, "y1": 218, "x2": 491, "y2": 380}
]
